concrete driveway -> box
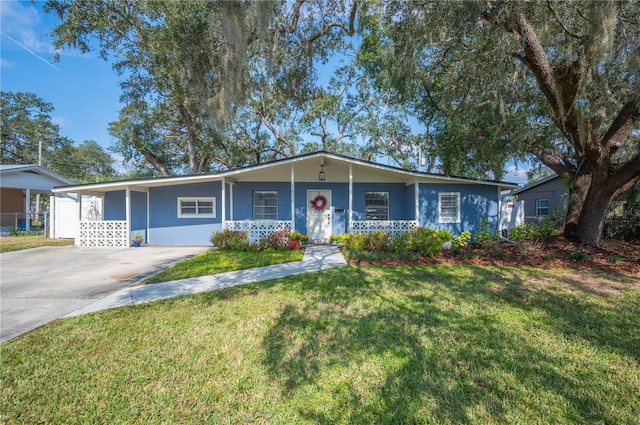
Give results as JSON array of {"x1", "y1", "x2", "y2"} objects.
[{"x1": 0, "y1": 245, "x2": 208, "y2": 343}]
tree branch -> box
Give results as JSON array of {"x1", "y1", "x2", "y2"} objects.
[
  {"x1": 602, "y1": 100, "x2": 639, "y2": 156},
  {"x1": 546, "y1": 1, "x2": 583, "y2": 40},
  {"x1": 532, "y1": 149, "x2": 574, "y2": 179}
]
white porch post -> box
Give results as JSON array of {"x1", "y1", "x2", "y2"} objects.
[
  {"x1": 348, "y1": 164, "x2": 353, "y2": 232},
  {"x1": 50, "y1": 193, "x2": 55, "y2": 238},
  {"x1": 229, "y1": 183, "x2": 234, "y2": 221},
  {"x1": 415, "y1": 178, "x2": 420, "y2": 226},
  {"x1": 146, "y1": 191, "x2": 150, "y2": 243},
  {"x1": 221, "y1": 178, "x2": 226, "y2": 230},
  {"x1": 125, "y1": 187, "x2": 131, "y2": 244},
  {"x1": 497, "y1": 186, "x2": 502, "y2": 234},
  {"x1": 76, "y1": 193, "x2": 82, "y2": 247},
  {"x1": 24, "y1": 188, "x2": 31, "y2": 231},
  {"x1": 290, "y1": 165, "x2": 295, "y2": 231}
]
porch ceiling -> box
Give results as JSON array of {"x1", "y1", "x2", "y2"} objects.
[{"x1": 225, "y1": 156, "x2": 415, "y2": 183}]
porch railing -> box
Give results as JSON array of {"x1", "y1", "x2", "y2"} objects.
[
  {"x1": 224, "y1": 220, "x2": 292, "y2": 244},
  {"x1": 351, "y1": 220, "x2": 418, "y2": 238},
  {"x1": 79, "y1": 220, "x2": 129, "y2": 247}
]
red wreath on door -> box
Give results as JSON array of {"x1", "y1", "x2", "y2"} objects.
[{"x1": 310, "y1": 195, "x2": 327, "y2": 211}]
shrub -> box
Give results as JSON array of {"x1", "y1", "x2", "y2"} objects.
[
  {"x1": 519, "y1": 239, "x2": 544, "y2": 258},
  {"x1": 365, "y1": 230, "x2": 389, "y2": 252},
  {"x1": 475, "y1": 219, "x2": 499, "y2": 245},
  {"x1": 401, "y1": 227, "x2": 452, "y2": 257},
  {"x1": 290, "y1": 231, "x2": 309, "y2": 242},
  {"x1": 9, "y1": 227, "x2": 41, "y2": 237},
  {"x1": 330, "y1": 233, "x2": 351, "y2": 245},
  {"x1": 508, "y1": 214, "x2": 562, "y2": 242},
  {"x1": 342, "y1": 249, "x2": 420, "y2": 262},
  {"x1": 603, "y1": 219, "x2": 640, "y2": 241},
  {"x1": 493, "y1": 251, "x2": 505, "y2": 260},
  {"x1": 345, "y1": 231, "x2": 389, "y2": 253},
  {"x1": 508, "y1": 223, "x2": 539, "y2": 242},
  {"x1": 345, "y1": 233, "x2": 366, "y2": 252},
  {"x1": 538, "y1": 213, "x2": 563, "y2": 238},
  {"x1": 452, "y1": 231, "x2": 472, "y2": 249},
  {"x1": 567, "y1": 250, "x2": 589, "y2": 262},
  {"x1": 259, "y1": 229, "x2": 292, "y2": 250},
  {"x1": 210, "y1": 229, "x2": 251, "y2": 251}
]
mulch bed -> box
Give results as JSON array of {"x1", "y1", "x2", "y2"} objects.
[{"x1": 347, "y1": 237, "x2": 640, "y2": 275}]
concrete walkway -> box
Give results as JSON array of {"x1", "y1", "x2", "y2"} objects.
[{"x1": 66, "y1": 244, "x2": 347, "y2": 317}]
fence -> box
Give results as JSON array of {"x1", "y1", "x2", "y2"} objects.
[
  {"x1": 604, "y1": 201, "x2": 639, "y2": 240},
  {"x1": 225, "y1": 220, "x2": 292, "y2": 244},
  {"x1": 78, "y1": 220, "x2": 129, "y2": 247},
  {"x1": 0, "y1": 212, "x2": 48, "y2": 235},
  {"x1": 351, "y1": 220, "x2": 418, "y2": 238}
]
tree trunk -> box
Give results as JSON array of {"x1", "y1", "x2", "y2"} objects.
[
  {"x1": 563, "y1": 170, "x2": 591, "y2": 238},
  {"x1": 575, "y1": 183, "x2": 616, "y2": 247}
]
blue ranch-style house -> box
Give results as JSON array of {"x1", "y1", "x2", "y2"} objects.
[{"x1": 51, "y1": 151, "x2": 518, "y2": 247}]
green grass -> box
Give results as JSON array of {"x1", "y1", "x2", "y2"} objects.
[
  {"x1": 2, "y1": 265, "x2": 639, "y2": 424},
  {"x1": 144, "y1": 248, "x2": 305, "y2": 283},
  {"x1": 0, "y1": 235, "x2": 74, "y2": 252}
]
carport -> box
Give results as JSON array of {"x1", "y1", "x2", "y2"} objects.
[{"x1": 0, "y1": 165, "x2": 74, "y2": 232}]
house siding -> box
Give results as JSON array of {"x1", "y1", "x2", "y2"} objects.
[
  {"x1": 0, "y1": 188, "x2": 25, "y2": 226},
  {"x1": 419, "y1": 183, "x2": 499, "y2": 235},
  {"x1": 516, "y1": 178, "x2": 568, "y2": 223},
  {"x1": 352, "y1": 183, "x2": 411, "y2": 221},
  {"x1": 148, "y1": 182, "x2": 222, "y2": 245},
  {"x1": 233, "y1": 182, "x2": 291, "y2": 221},
  {"x1": 104, "y1": 190, "x2": 148, "y2": 238}
]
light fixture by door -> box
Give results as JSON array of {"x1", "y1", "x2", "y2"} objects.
[{"x1": 319, "y1": 159, "x2": 326, "y2": 181}]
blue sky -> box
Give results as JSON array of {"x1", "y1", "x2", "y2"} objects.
[
  {"x1": 0, "y1": 1, "x2": 527, "y2": 183},
  {"x1": 1, "y1": 1, "x2": 121, "y2": 150}
]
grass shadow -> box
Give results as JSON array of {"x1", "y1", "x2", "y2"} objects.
[{"x1": 262, "y1": 264, "x2": 639, "y2": 423}]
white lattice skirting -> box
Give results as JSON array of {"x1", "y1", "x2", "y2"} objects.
[
  {"x1": 79, "y1": 221, "x2": 129, "y2": 247},
  {"x1": 225, "y1": 220, "x2": 292, "y2": 244},
  {"x1": 351, "y1": 220, "x2": 418, "y2": 237}
]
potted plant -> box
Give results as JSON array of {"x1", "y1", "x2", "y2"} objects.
[
  {"x1": 290, "y1": 231, "x2": 308, "y2": 250},
  {"x1": 132, "y1": 232, "x2": 144, "y2": 247}
]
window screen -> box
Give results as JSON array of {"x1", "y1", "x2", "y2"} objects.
[
  {"x1": 177, "y1": 198, "x2": 216, "y2": 218},
  {"x1": 439, "y1": 192, "x2": 460, "y2": 223},
  {"x1": 365, "y1": 192, "x2": 389, "y2": 220},
  {"x1": 536, "y1": 199, "x2": 550, "y2": 216},
  {"x1": 253, "y1": 191, "x2": 278, "y2": 220}
]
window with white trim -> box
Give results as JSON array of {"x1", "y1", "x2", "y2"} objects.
[
  {"x1": 439, "y1": 192, "x2": 460, "y2": 223},
  {"x1": 365, "y1": 192, "x2": 389, "y2": 220},
  {"x1": 253, "y1": 191, "x2": 278, "y2": 220},
  {"x1": 536, "y1": 199, "x2": 550, "y2": 216},
  {"x1": 177, "y1": 197, "x2": 216, "y2": 218}
]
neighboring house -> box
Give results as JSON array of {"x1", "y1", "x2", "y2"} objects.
[
  {"x1": 51, "y1": 151, "x2": 518, "y2": 247},
  {"x1": 509, "y1": 175, "x2": 569, "y2": 224},
  {"x1": 0, "y1": 164, "x2": 74, "y2": 232}
]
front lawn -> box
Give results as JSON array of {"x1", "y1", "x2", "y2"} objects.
[
  {"x1": 0, "y1": 236, "x2": 74, "y2": 253},
  {"x1": 144, "y1": 248, "x2": 305, "y2": 283},
  {"x1": 2, "y1": 265, "x2": 638, "y2": 424}
]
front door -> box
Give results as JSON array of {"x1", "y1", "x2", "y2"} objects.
[{"x1": 307, "y1": 190, "x2": 332, "y2": 243}]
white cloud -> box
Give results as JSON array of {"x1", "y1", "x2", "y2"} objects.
[
  {"x1": 0, "y1": 1, "x2": 52, "y2": 53},
  {"x1": 52, "y1": 116, "x2": 73, "y2": 129},
  {"x1": 504, "y1": 164, "x2": 529, "y2": 185},
  {"x1": 0, "y1": 57, "x2": 15, "y2": 68}
]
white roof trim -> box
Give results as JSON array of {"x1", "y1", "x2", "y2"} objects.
[
  {"x1": 1, "y1": 164, "x2": 75, "y2": 185},
  {"x1": 511, "y1": 174, "x2": 559, "y2": 195},
  {"x1": 53, "y1": 151, "x2": 518, "y2": 193}
]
